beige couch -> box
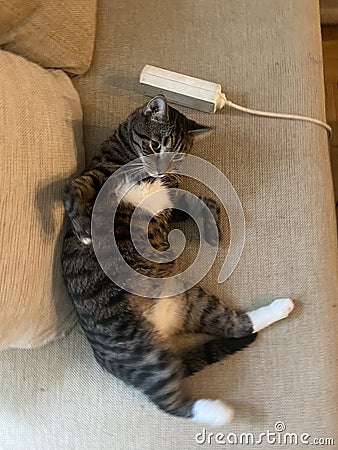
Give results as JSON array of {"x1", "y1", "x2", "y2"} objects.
[{"x1": 0, "y1": 1, "x2": 337, "y2": 448}]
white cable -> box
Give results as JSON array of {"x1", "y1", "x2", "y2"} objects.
[{"x1": 219, "y1": 94, "x2": 332, "y2": 138}]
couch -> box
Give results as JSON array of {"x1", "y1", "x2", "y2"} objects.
[{"x1": 0, "y1": 1, "x2": 337, "y2": 449}]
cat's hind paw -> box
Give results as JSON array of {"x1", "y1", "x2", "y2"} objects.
[
  {"x1": 192, "y1": 399, "x2": 234, "y2": 427},
  {"x1": 270, "y1": 298, "x2": 295, "y2": 320},
  {"x1": 248, "y1": 298, "x2": 295, "y2": 333}
]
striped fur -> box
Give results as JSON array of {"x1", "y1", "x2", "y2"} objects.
[{"x1": 62, "y1": 96, "x2": 292, "y2": 426}]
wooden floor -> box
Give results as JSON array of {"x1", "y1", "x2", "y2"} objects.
[{"x1": 322, "y1": 26, "x2": 338, "y2": 211}]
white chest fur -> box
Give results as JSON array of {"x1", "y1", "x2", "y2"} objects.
[
  {"x1": 148, "y1": 296, "x2": 184, "y2": 338},
  {"x1": 121, "y1": 179, "x2": 173, "y2": 215}
]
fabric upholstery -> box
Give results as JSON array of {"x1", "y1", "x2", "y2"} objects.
[
  {"x1": 0, "y1": 0, "x2": 97, "y2": 75},
  {"x1": 0, "y1": 50, "x2": 84, "y2": 350},
  {"x1": 0, "y1": 0, "x2": 36, "y2": 35},
  {"x1": 0, "y1": 0, "x2": 337, "y2": 448}
]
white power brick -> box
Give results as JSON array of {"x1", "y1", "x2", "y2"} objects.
[{"x1": 140, "y1": 65, "x2": 226, "y2": 113}]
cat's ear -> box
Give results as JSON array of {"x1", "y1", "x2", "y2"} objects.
[
  {"x1": 143, "y1": 95, "x2": 168, "y2": 121},
  {"x1": 187, "y1": 119, "x2": 213, "y2": 139}
]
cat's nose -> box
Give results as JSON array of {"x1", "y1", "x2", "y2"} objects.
[{"x1": 156, "y1": 158, "x2": 171, "y2": 175}]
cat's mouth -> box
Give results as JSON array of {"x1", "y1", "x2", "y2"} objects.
[
  {"x1": 144, "y1": 162, "x2": 169, "y2": 178},
  {"x1": 146, "y1": 172, "x2": 166, "y2": 178},
  {"x1": 143, "y1": 159, "x2": 181, "y2": 179}
]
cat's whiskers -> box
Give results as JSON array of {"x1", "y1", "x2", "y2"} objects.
[{"x1": 111, "y1": 164, "x2": 148, "y2": 190}]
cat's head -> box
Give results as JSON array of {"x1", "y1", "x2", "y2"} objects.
[{"x1": 129, "y1": 95, "x2": 211, "y2": 177}]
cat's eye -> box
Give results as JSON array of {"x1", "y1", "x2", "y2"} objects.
[
  {"x1": 173, "y1": 153, "x2": 184, "y2": 161},
  {"x1": 150, "y1": 140, "x2": 161, "y2": 151}
]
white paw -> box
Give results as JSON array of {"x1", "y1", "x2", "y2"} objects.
[
  {"x1": 270, "y1": 298, "x2": 295, "y2": 320},
  {"x1": 248, "y1": 298, "x2": 295, "y2": 332},
  {"x1": 81, "y1": 237, "x2": 92, "y2": 245},
  {"x1": 192, "y1": 399, "x2": 234, "y2": 427}
]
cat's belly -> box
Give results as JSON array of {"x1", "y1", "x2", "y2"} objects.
[{"x1": 148, "y1": 295, "x2": 184, "y2": 338}]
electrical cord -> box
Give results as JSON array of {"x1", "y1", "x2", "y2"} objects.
[{"x1": 219, "y1": 93, "x2": 332, "y2": 139}]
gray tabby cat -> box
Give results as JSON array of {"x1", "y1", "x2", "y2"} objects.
[{"x1": 62, "y1": 95, "x2": 294, "y2": 426}]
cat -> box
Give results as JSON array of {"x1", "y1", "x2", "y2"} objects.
[{"x1": 62, "y1": 95, "x2": 294, "y2": 426}]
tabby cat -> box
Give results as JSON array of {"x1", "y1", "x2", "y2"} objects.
[{"x1": 62, "y1": 95, "x2": 294, "y2": 426}]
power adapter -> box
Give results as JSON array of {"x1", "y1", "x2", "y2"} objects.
[{"x1": 140, "y1": 65, "x2": 332, "y2": 137}]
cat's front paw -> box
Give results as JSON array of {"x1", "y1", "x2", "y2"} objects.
[
  {"x1": 73, "y1": 222, "x2": 92, "y2": 245},
  {"x1": 202, "y1": 197, "x2": 220, "y2": 222},
  {"x1": 201, "y1": 197, "x2": 221, "y2": 246},
  {"x1": 203, "y1": 223, "x2": 220, "y2": 247},
  {"x1": 64, "y1": 181, "x2": 93, "y2": 246},
  {"x1": 79, "y1": 232, "x2": 92, "y2": 246}
]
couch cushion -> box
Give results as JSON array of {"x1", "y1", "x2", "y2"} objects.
[
  {"x1": 0, "y1": 0, "x2": 97, "y2": 75},
  {"x1": 0, "y1": 50, "x2": 85, "y2": 349},
  {"x1": 0, "y1": 0, "x2": 36, "y2": 35}
]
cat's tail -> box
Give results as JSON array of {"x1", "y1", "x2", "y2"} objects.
[{"x1": 182, "y1": 333, "x2": 258, "y2": 377}]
